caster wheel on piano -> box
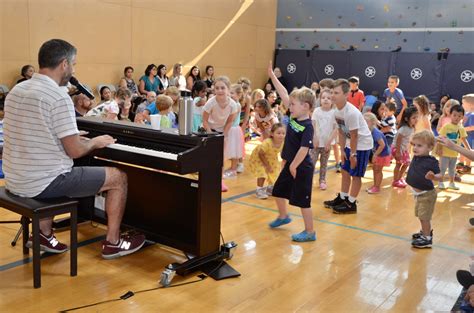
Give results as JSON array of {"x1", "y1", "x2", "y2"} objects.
[{"x1": 159, "y1": 268, "x2": 176, "y2": 287}]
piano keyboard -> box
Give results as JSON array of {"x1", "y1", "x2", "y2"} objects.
[{"x1": 107, "y1": 143, "x2": 178, "y2": 161}]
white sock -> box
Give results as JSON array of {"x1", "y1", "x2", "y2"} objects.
[
  {"x1": 348, "y1": 196, "x2": 356, "y2": 203},
  {"x1": 340, "y1": 192, "x2": 348, "y2": 199}
]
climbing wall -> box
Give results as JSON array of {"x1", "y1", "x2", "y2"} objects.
[{"x1": 276, "y1": 0, "x2": 473, "y2": 53}]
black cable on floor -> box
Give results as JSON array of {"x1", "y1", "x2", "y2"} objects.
[
  {"x1": 59, "y1": 275, "x2": 207, "y2": 312},
  {"x1": 59, "y1": 256, "x2": 227, "y2": 313}
]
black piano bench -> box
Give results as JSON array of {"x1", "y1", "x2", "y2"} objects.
[{"x1": 0, "y1": 187, "x2": 78, "y2": 288}]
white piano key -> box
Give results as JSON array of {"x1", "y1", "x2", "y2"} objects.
[{"x1": 107, "y1": 143, "x2": 178, "y2": 160}]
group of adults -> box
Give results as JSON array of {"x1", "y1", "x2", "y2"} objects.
[{"x1": 118, "y1": 63, "x2": 216, "y2": 97}]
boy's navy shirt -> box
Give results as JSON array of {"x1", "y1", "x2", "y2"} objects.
[
  {"x1": 406, "y1": 155, "x2": 440, "y2": 190},
  {"x1": 281, "y1": 117, "x2": 314, "y2": 166}
]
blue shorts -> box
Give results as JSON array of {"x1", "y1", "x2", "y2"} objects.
[
  {"x1": 341, "y1": 147, "x2": 370, "y2": 177},
  {"x1": 272, "y1": 162, "x2": 313, "y2": 208}
]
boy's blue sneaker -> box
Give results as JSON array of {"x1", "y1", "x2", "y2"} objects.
[
  {"x1": 269, "y1": 216, "x2": 292, "y2": 228},
  {"x1": 291, "y1": 230, "x2": 316, "y2": 242}
]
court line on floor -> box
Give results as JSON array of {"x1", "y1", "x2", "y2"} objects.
[{"x1": 230, "y1": 199, "x2": 472, "y2": 256}]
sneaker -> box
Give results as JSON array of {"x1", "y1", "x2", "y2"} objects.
[
  {"x1": 323, "y1": 193, "x2": 344, "y2": 208},
  {"x1": 265, "y1": 185, "x2": 274, "y2": 196},
  {"x1": 236, "y1": 162, "x2": 244, "y2": 173},
  {"x1": 392, "y1": 180, "x2": 406, "y2": 188},
  {"x1": 412, "y1": 229, "x2": 433, "y2": 240},
  {"x1": 438, "y1": 181, "x2": 446, "y2": 189},
  {"x1": 25, "y1": 231, "x2": 68, "y2": 254},
  {"x1": 333, "y1": 200, "x2": 357, "y2": 214},
  {"x1": 102, "y1": 233, "x2": 146, "y2": 259},
  {"x1": 400, "y1": 178, "x2": 407, "y2": 185},
  {"x1": 269, "y1": 216, "x2": 292, "y2": 228},
  {"x1": 256, "y1": 187, "x2": 268, "y2": 199},
  {"x1": 223, "y1": 170, "x2": 237, "y2": 179},
  {"x1": 291, "y1": 230, "x2": 316, "y2": 242},
  {"x1": 411, "y1": 235, "x2": 432, "y2": 249},
  {"x1": 448, "y1": 182, "x2": 460, "y2": 190},
  {"x1": 221, "y1": 181, "x2": 228, "y2": 192},
  {"x1": 335, "y1": 163, "x2": 341, "y2": 173},
  {"x1": 366, "y1": 186, "x2": 380, "y2": 194},
  {"x1": 456, "y1": 270, "x2": 474, "y2": 289},
  {"x1": 319, "y1": 182, "x2": 327, "y2": 190}
]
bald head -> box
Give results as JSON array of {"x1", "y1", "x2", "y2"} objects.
[{"x1": 146, "y1": 91, "x2": 157, "y2": 103}]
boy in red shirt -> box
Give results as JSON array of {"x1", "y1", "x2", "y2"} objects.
[{"x1": 347, "y1": 76, "x2": 365, "y2": 111}]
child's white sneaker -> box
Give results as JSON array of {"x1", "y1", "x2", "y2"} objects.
[
  {"x1": 448, "y1": 182, "x2": 460, "y2": 190},
  {"x1": 438, "y1": 182, "x2": 446, "y2": 189},
  {"x1": 256, "y1": 187, "x2": 268, "y2": 199},
  {"x1": 223, "y1": 170, "x2": 237, "y2": 179}
]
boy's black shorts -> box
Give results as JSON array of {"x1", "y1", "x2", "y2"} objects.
[{"x1": 272, "y1": 162, "x2": 314, "y2": 208}]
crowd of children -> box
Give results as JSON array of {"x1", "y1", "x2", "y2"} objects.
[{"x1": 64, "y1": 62, "x2": 474, "y2": 246}]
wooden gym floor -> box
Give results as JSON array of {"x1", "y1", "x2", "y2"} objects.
[{"x1": 0, "y1": 140, "x2": 473, "y2": 312}]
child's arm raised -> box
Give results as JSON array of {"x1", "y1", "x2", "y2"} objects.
[{"x1": 268, "y1": 61, "x2": 289, "y2": 109}]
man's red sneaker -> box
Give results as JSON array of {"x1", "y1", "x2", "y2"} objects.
[
  {"x1": 25, "y1": 231, "x2": 68, "y2": 253},
  {"x1": 102, "y1": 233, "x2": 146, "y2": 259}
]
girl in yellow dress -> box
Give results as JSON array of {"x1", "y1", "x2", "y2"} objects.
[{"x1": 248, "y1": 123, "x2": 286, "y2": 199}]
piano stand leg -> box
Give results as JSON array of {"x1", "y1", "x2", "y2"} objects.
[{"x1": 159, "y1": 243, "x2": 240, "y2": 287}]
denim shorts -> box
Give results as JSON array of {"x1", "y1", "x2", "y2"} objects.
[{"x1": 34, "y1": 167, "x2": 106, "y2": 199}]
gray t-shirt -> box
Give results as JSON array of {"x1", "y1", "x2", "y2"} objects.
[{"x1": 3, "y1": 73, "x2": 79, "y2": 197}]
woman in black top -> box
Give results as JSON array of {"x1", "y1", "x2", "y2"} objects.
[
  {"x1": 203, "y1": 65, "x2": 214, "y2": 89},
  {"x1": 16, "y1": 65, "x2": 35, "y2": 84}
]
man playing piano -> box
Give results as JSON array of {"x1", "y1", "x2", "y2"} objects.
[{"x1": 3, "y1": 39, "x2": 145, "y2": 259}]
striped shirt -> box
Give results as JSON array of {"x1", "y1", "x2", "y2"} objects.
[{"x1": 3, "y1": 73, "x2": 78, "y2": 197}]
